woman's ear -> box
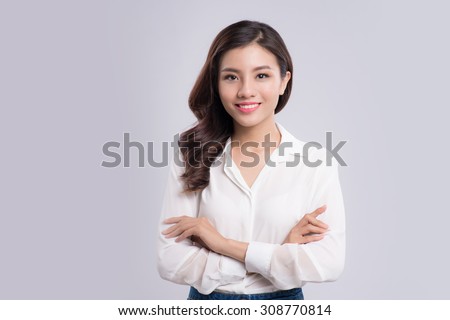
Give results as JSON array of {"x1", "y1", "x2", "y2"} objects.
[{"x1": 279, "y1": 71, "x2": 291, "y2": 95}]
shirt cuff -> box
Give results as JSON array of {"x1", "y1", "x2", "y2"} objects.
[
  {"x1": 245, "y1": 241, "x2": 278, "y2": 275},
  {"x1": 205, "y1": 253, "x2": 247, "y2": 284},
  {"x1": 220, "y1": 255, "x2": 247, "y2": 278}
]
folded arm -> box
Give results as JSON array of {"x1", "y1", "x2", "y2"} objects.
[
  {"x1": 156, "y1": 149, "x2": 247, "y2": 294},
  {"x1": 245, "y1": 160, "x2": 346, "y2": 289}
]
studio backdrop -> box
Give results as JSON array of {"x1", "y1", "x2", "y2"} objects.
[{"x1": 1, "y1": 0, "x2": 449, "y2": 299}]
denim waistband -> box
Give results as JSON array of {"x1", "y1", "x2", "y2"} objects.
[{"x1": 188, "y1": 287, "x2": 304, "y2": 300}]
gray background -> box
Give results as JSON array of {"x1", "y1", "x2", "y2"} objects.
[{"x1": 1, "y1": 0, "x2": 449, "y2": 299}]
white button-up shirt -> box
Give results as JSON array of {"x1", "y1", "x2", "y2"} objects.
[{"x1": 157, "y1": 122, "x2": 346, "y2": 294}]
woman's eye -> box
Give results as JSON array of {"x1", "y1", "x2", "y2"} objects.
[
  {"x1": 257, "y1": 73, "x2": 269, "y2": 79},
  {"x1": 224, "y1": 75, "x2": 238, "y2": 81}
]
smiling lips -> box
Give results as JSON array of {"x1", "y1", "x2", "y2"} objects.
[{"x1": 235, "y1": 102, "x2": 261, "y2": 113}]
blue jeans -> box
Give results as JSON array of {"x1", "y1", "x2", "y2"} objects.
[{"x1": 188, "y1": 287, "x2": 304, "y2": 300}]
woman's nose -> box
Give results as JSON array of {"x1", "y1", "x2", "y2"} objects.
[{"x1": 237, "y1": 79, "x2": 256, "y2": 98}]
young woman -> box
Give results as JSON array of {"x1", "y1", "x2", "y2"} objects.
[{"x1": 157, "y1": 20, "x2": 345, "y2": 300}]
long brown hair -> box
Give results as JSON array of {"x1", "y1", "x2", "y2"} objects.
[{"x1": 179, "y1": 20, "x2": 293, "y2": 192}]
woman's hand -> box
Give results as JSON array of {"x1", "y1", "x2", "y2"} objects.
[
  {"x1": 283, "y1": 205, "x2": 329, "y2": 245},
  {"x1": 190, "y1": 235, "x2": 211, "y2": 250},
  {"x1": 162, "y1": 216, "x2": 226, "y2": 253}
]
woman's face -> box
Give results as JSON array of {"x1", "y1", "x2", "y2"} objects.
[{"x1": 218, "y1": 43, "x2": 291, "y2": 132}]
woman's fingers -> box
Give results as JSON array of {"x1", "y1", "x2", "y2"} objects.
[
  {"x1": 163, "y1": 216, "x2": 185, "y2": 224},
  {"x1": 162, "y1": 216, "x2": 197, "y2": 238},
  {"x1": 304, "y1": 224, "x2": 328, "y2": 235},
  {"x1": 283, "y1": 205, "x2": 329, "y2": 245},
  {"x1": 175, "y1": 229, "x2": 194, "y2": 242},
  {"x1": 305, "y1": 215, "x2": 329, "y2": 229},
  {"x1": 161, "y1": 224, "x2": 178, "y2": 235},
  {"x1": 311, "y1": 205, "x2": 327, "y2": 217},
  {"x1": 161, "y1": 216, "x2": 225, "y2": 253},
  {"x1": 165, "y1": 222, "x2": 197, "y2": 239},
  {"x1": 298, "y1": 205, "x2": 329, "y2": 229},
  {"x1": 162, "y1": 216, "x2": 215, "y2": 241},
  {"x1": 163, "y1": 227, "x2": 185, "y2": 238},
  {"x1": 301, "y1": 234, "x2": 325, "y2": 244}
]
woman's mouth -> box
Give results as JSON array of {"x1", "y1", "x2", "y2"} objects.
[{"x1": 235, "y1": 103, "x2": 261, "y2": 113}]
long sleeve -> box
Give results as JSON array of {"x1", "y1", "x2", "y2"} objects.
[
  {"x1": 156, "y1": 146, "x2": 247, "y2": 294},
  {"x1": 244, "y1": 153, "x2": 346, "y2": 289}
]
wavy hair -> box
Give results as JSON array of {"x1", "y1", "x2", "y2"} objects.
[{"x1": 179, "y1": 20, "x2": 293, "y2": 192}]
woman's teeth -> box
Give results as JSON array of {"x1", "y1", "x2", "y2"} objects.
[{"x1": 238, "y1": 104, "x2": 259, "y2": 109}]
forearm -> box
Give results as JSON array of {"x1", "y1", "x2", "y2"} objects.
[
  {"x1": 216, "y1": 238, "x2": 249, "y2": 263},
  {"x1": 245, "y1": 231, "x2": 345, "y2": 289},
  {"x1": 158, "y1": 235, "x2": 248, "y2": 293}
]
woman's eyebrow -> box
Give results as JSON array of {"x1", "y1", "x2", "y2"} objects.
[{"x1": 220, "y1": 65, "x2": 272, "y2": 73}]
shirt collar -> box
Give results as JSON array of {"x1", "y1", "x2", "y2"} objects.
[{"x1": 274, "y1": 122, "x2": 305, "y2": 163}]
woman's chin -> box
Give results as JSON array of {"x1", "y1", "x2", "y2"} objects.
[
  {"x1": 232, "y1": 116, "x2": 275, "y2": 130},
  {"x1": 232, "y1": 118, "x2": 261, "y2": 129}
]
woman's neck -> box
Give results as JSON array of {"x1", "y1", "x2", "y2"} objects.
[{"x1": 231, "y1": 120, "x2": 281, "y2": 150}]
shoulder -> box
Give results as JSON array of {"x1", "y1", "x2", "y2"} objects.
[{"x1": 276, "y1": 122, "x2": 340, "y2": 176}]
